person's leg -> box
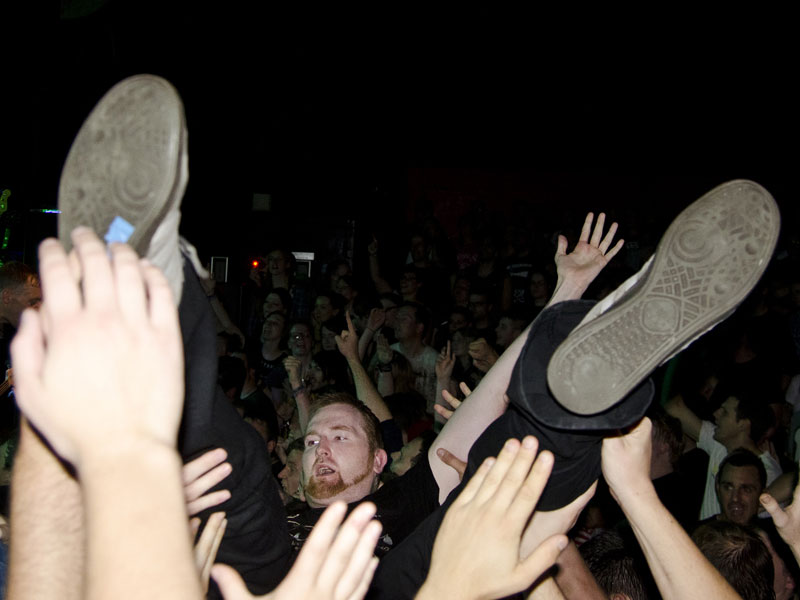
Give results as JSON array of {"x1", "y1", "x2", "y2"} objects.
[
  {"x1": 371, "y1": 300, "x2": 644, "y2": 598},
  {"x1": 57, "y1": 75, "x2": 292, "y2": 596}
]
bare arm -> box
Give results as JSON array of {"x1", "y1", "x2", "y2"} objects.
[
  {"x1": 10, "y1": 232, "x2": 201, "y2": 600},
  {"x1": 430, "y1": 212, "x2": 623, "y2": 502},
  {"x1": 285, "y1": 356, "x2": 312, "y2": 431},
  {"x1": 7, "y1": 420, "x2": 85, "y2": 600},
  {"x1": 664, "y1": 394, "x2": 702, "y2": 442},
  {"x1": 368, "y1": 237, "x2": 392, "y2": 295},
  {"x1": 603, "y1": 418, "x2": 740, "y2": 600},
  {"x1": 337, "y1": 311, "x2": 392, "y2": 422},
  {"x1": 552, "y1": 542, "x2": 608, "y2": 600}
]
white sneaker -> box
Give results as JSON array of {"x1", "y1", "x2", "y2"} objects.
[
  {"x1": 547, "y1": 180, "x2": 781, "y2": 415},
  {"x1": 58, "y1": 74, "x2": 187, "y2": 302}
]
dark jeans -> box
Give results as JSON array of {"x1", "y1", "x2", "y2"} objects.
[{"x1": 179, "y1": 261, "x2": 292, "y2": 597}]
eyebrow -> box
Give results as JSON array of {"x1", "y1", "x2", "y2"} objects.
[{"x1": 305, "y1": 424, "x2": 358, "y2": 438}]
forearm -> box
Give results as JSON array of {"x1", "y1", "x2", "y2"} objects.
[
  {"x1": 357, "y1": 328, "x2": 376, "y2": 361},
  {"x1": 348, "y1": 356, "x2": 392, "y2": 422},
  {"x1": 80, "y1": 441, "x2": 201, "y2": 600},
  {"x1": 294, "y1": 388, "x2": 312, "y2": 432},
  {"x1": 527, "y1": 576, "x2": 566, "y2": 600},
  {"x1": 615, "y1": 481, "x2": 739, "y2": 600},
  {"x1": 368, "y1": 254, "x2": 392, "y2": 294},
  {"x1": 553, "y1": 542, "x2": 607, "y2": 600},
  {"x1": 8, "y1": 420, "x2": 85, "y2": 600},
  {"x1": 430, "y1": 321, "x2": 532, "y2": 502}
]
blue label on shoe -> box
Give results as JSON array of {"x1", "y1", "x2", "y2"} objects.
[{"x1": 105, "y1": 216, "x2": 135, "y2": 244}]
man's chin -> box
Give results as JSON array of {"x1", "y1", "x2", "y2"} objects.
[{"x1": 305, "y1": 475, "x2": 348, "y2": 503}]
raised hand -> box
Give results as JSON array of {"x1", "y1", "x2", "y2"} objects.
[
  {"x1": 551, "y1": 212, "x2": 624, "y2": 302},
  {"x1": 468, "y1": 338, "x2": 498, "y2": 373},
  {"x1": 183, "y1": 448, "x2": 232, "y2": 517},
  {"x1": 435, "y1": 341, "x2": 455, "y2": 382},
  {"x1": 433, "y1": 384, "x2": 469, "y2": 421},
  {"x1": 334, "y1": 311, "x2": 359, "y2": 361},
  {"x1": 11, "y1": 228, "x2": 183, "y2": 467},
  {"x1": 375, "y1": 333, "x2": 393, "y2": 366},
  {"x1": 761, "y1": 479, "x2": 800, "y2": 562},
  {"x1": 213, "y1": 501, "x2": 381, "y2": 600},
  {"x1": 417, "y1": 437, "x2": 567, "y2": 600},
  {"x1": 284, "y1": 355, "x2": 303, "y2": 388},
  {"x1": 365, "y1": 307, "x2": 385, "y2": 334}
]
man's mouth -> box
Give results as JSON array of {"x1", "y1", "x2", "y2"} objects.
[{"x1": 316, "y1": 465, "x2": 336, "y2": 476}]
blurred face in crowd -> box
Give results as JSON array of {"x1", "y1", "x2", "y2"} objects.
[
  {"x1": 469, "y1": 293, "x2": 490, "y2": 322},
  {"x1": 268, "y1": 250, "x2": 290, "y2": 276},
  {"x1": 314, "y1": 295, "x2": 335, "y2": 324},
  {"x1": 263, "y1": 292, "x2": 287, "y2": 317},
  {"x1": 261, "y1": 312, "x2": 286, "y2": 343},
  {"x1": 302, "y1": 403, "x2": 386, "y2": 507},
  {"x1": 380, "y1": 298, "x2": 399, "y2": 329},
  {"x1": 716, "y1": 463, "x2": 762, "y2": 525},
  {"x1": 529, "y1": 273, "x2": 549, "y2": 301},
  {"x1": 399, "y1": 271, "x2": 422, "y2": 298},
  {"x1": 303, "y1": 359, "x2": 328, "y2": 391},
  {"x1": 410, "y1": 235, "x2": 427, "y2": 263},
  {"x1": 495, "y1": 317, "x2": 521, "y2": 349},
  {"x1": 448, "y1": 311, "x2": 469, "y2": 336},
  {"x1": 278, "y1": 448, "x2": 305, "y2": 502},
  {"x1": 452, "y1": 278, "x2": 471, "y2": 307},
  {"x1": 334, "y1": 277, "x2": 355, "y2": 301},
  {"x1": 321, "y1": 326, "x2": 338, "y2": 352},
  {"x1": 5, "y1": 276, "x2": 42, "y2": 328},
  {"x1": 394, "y1": 306, "x2": 421, "y2": 342},
  {"x1": 289, "y1": 324, "x2": 312, "y2": 358},
  {"x1": 713, "y1": 397, "x2": 742, "y2": 445}
]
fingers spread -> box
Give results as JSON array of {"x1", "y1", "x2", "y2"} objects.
[
  {"x1": 579, "y1": 213, "x2": 594, "y2": 243},
  {"x1": 183, "y1": 448, "x2": 229, "y2": 485},
  {"x1": 458, "y1": 381, "x2": 472, "y2": 397},
  {"x1": 589, "y1": 213, "x2": 606, "y2": 247}
]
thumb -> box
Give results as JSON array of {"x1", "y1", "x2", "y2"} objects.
[
  {"x1": 436, "y1": 448, "x2": 466, "y2": 481},
  {"x1": 760, "y1": 493, "x2": 789, "y2": 528},
  {"x1": 211, "y1": 564, "x2": 253, "y2": 600},
  {"x1": 511, "y1": 534, "x2": 568, "y2": 591}
]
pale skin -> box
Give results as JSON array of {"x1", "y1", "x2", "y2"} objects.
[
  {"x1": 429, "y1": 212, "x2": 624, "y2": 503},
  {"x1": 602, "y1": 418, "x2": 741, "y2": 600},
  {"x1": 10, "y1": 228, "x2": 199, "y2": 600},
  {"x1": 416, "y1": 437, "x2": 568, "y2": 600}
]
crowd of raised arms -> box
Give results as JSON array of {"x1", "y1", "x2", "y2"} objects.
[{"x1": 1, "y1": 75, "x2": 800, "y2": 600}]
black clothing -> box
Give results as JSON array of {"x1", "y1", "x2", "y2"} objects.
[{"x1": 179, "y1": 261, "x2": 292, "y2": 598}]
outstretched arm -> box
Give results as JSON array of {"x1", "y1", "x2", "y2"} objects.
[
  {"x1": 336, "y1": 311, "x2": 392, "y2": 422},
  {"x1": 602, "y1": 418, "x2": 740, "y2": 600},
  {"x1": 430, "y1": 213, "x2": 623, "y2": 502},
  {"x1": 10, "y1": 230, "x2": 200, "y2": 600},
  {"x1": 761, "y1": 476, "x2": 800, "y2": 564}
]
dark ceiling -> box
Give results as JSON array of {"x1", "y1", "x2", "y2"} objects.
[{"x1": 2, "y1": 2, "x2": 797, "y2": 270}]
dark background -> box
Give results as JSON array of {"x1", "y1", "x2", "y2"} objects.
[{"x1": 2, "y1": 2, "x2": 797, "y2": 290}]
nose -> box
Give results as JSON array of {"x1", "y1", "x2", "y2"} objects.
[
  {"x1": 278, "y1": 466, "x2": 288, "y2": 479},
  {"x1": 316, "y1": 439, "x2": 331, "y2": 457}
]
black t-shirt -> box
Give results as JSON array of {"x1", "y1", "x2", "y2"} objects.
[
  {"x1": 286, "y1": 454, "x2": 439, "y2": 558},
  {"x1": 257, "y1": 352, "x2": 289, "y2": 390}
]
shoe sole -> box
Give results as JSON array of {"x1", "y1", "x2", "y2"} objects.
[
  {"x1": 58, "y1": 74, "x2": 184, "y2": 256},
  {"x1": 547, "y1": 179, "x2": 780, "y2": 415}
]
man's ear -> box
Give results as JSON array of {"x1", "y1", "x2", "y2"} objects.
[
  {"x1": 374, "y1": 449, "x2": 388, "y2": 474},
  {"x1": 1, "y1": 288, "x2": 10, "y2": 306}
]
